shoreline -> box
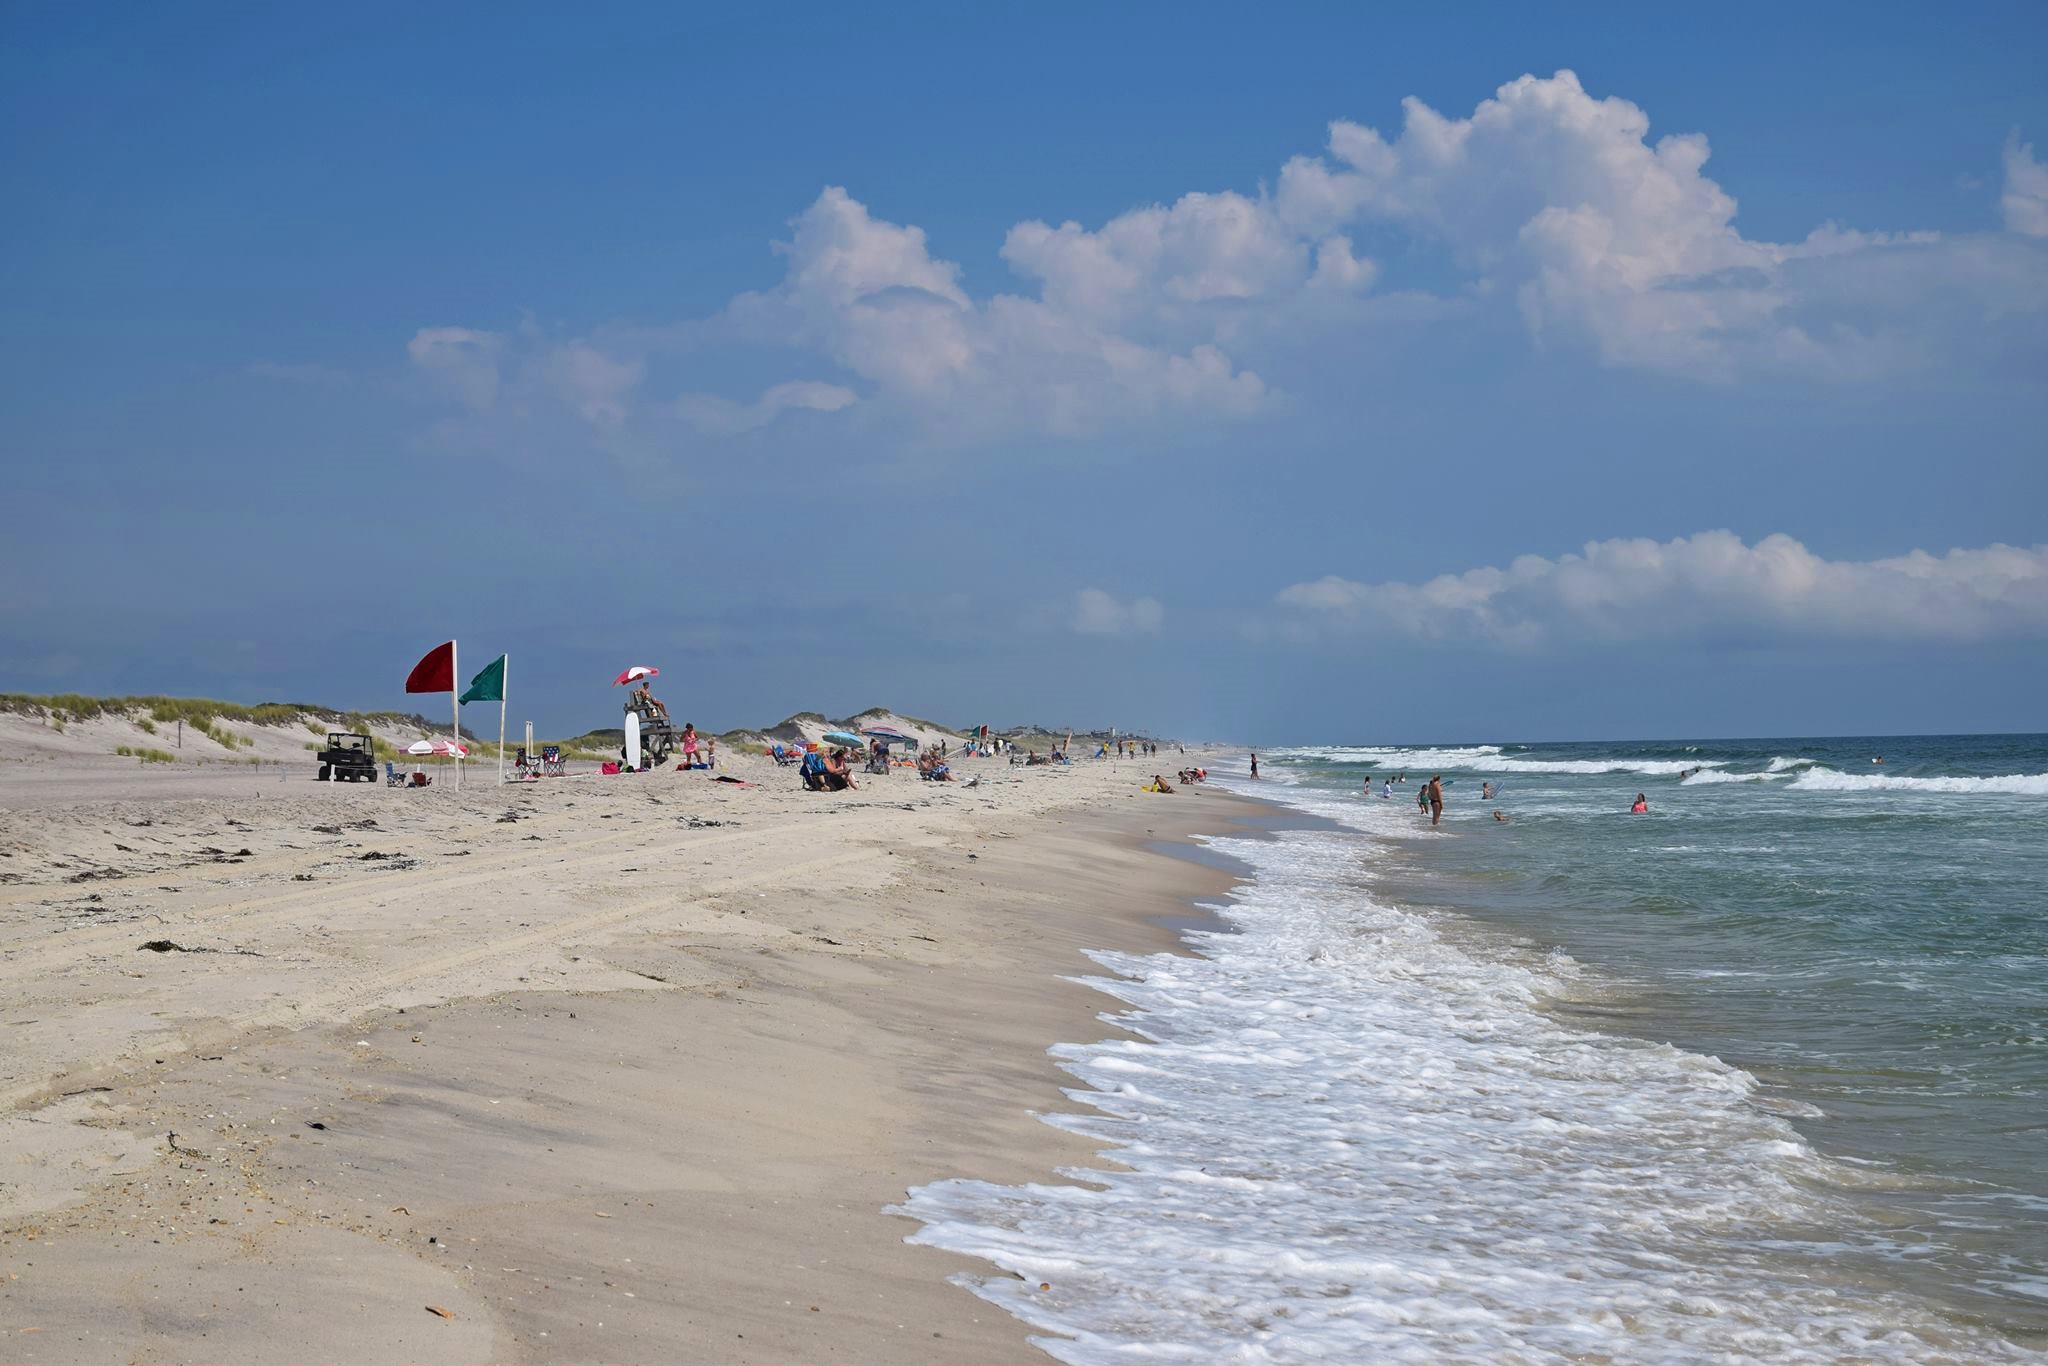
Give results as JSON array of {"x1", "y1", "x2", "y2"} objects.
[{"x1": 0, "y1": 752, "x2": 1262, "y2": 1361}]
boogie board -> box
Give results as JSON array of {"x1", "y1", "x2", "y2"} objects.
[{"x1": 625, "y1": 712, "x2": 642, "y2": 770}]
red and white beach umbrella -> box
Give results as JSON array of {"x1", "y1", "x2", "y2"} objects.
[
  {"x1": 405, "y1": 739, "x2": 470, "y2": 757},
  {"x1": 614, "y1": 666, "x2": 660, "y2": 686}
]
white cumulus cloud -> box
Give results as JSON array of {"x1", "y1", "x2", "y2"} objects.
[
  {"x1": 2005, "y1": 132, "x2": 2048, "y2": 237},
  {"x1": 407, "y1": 326, "x2": 501, "y2": 411},
  {"x1": 407, "y1": 74, "x2": 2048, "y2": 448},
  {"x1": 728, "y1": 187, "x2": 1270, "y2": 437},
  {"x1": 1275, "y1": 531, "x2": 2048, "y2": 646},
  {"x1": 1270, "y1": 71, "x2": 2041, "y2": 380},
  {"x1": 675, "y1": 379, "x2": 858, "y2": 435},
  {"x1": 544, "y1": 342, "x2": 644, "y2": 425},
  {"x1": 1074, "y1": 588, "x2": 1165, "y2": 636}
]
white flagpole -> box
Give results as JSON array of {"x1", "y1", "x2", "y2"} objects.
[
  {"x1": 451, "y1": 639, "x2": 461, "y2": 789},
  {"x1": 498, "y1": 654, "x2": 508, "y2": 785}
]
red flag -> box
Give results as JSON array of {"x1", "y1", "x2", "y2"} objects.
[{"x1": 405, "y1": 641, "x2": 455, "y2": 693}]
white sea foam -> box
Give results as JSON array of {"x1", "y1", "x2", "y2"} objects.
[
  {"x1": 1488, "y1": 755, "x2": 1721, "y2": 775},
  {"x1": 1682, "y1": 768, "x2": 1790, "y2": 784},
  {"x1": 1789, "y1": 768, "x2": 2048, "y2": 796},
  {"x1": 901, "y1": 782, "x2": 2020, "y2": 1362},
  {"x1": 1276, "y1": 744, "x2": 1505, "y2": 767},
  {"x1": 1275, "y1": 745, "x2": 1723, "y2": 777}
]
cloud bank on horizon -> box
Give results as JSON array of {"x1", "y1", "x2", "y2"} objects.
[
  {"x1": 400, "y1": 71, "x2": 2048, "y2": 448},
  {"x1": 1274, "y1": 532, "x2": 2048, "y2": 648}
]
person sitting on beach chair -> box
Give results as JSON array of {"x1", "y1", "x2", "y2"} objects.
[
  {"x1": 629, "y1": 682, "x2": 669, "y2": 722},
  {"x1": 822, "y1": 747, "x2": 857, "y2": 791}
]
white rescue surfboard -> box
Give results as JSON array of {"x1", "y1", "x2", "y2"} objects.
[{"x1": 625, "y1": 711, "x2": 642, "y2": 770}]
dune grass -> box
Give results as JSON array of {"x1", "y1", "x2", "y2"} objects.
[
  {"x1": 115, "y1": 745, "x2": 177, "y2": 764},
  {"x1": 0, "y1": 694, "x2": 439, "y2": 734}
]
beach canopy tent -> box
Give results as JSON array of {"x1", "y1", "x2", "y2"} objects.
[{"x1": 614, "y1": 666, "x2": 659, "y2": 685}]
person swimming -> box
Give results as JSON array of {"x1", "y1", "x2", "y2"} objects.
[{"x1": 1631, "y1": 793, "x2": 1648, "y2": 814}]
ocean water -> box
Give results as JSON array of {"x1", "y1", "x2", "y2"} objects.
[{"x1": 901, "y1": 734, "x2": 2048, "y2": 1362}]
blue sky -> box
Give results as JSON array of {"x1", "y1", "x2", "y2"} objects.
[{"x1": 4, "y1": 3, "x2": 2045, "y2": 743}]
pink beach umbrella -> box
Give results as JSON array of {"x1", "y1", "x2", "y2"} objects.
[
  {"x1": 404, "y1": 739, "x2": 469, "y2": 757},
  {"x1": 614, "y1": 666, "x2": 660, "y2": 686}
]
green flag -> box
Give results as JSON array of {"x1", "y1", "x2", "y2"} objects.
[{"x1": 459, "y1": 654, "x2": 506, "y2": 705}]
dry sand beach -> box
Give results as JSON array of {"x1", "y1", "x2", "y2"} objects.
[{"x1": 0, "y1": 730, "x2": 1243, "y2": 1362}]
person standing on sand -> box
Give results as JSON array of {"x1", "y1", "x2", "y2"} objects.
[
  {"x1": 1249, "y1": 753, "x2": 1260, "y2": 779},
  {"x1": 1427, "y1": 774, "x2": 1445, "y2": 826}
]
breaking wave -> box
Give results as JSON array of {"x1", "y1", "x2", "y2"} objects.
[
  {"x1": 900, "y1": 807, "x2": 2019, "y2": 1362},
  {"x1": 1276, "y1": 745, "x2": 1721, "y2": 777},
  {"x1": 1789, "y1": 768, "x2": 2048, "y2": 796}
]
